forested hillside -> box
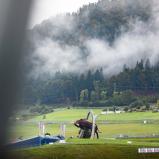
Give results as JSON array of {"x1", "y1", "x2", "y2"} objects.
[
  {"x1": 23, "y1": 59, "x2": 159, "y2": 107},
  {"x1": 23, "y1": 0, "x2": 159, "y2": 107},
  {"x1": 30, "y1": 0, "x2": 151, "y2": 44}
]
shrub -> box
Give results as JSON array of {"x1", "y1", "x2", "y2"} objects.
[
  {"x1": 124, "y1": 107, "x2": 129, "y2": 112},
  {"x1": 129, "y1": 100, "x2": 144, "y2": 108},
  {"x1": 152, "y1": 109, "x2": 158, "y2": 113},
  {"x1": 30, "y1": 105, "x2": 54, "y2": 114}
]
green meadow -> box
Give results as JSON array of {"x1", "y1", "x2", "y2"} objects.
[
  {"x1": 8, "y1": 108, "x2": 159, "y2": 159},
  {"x1": 9, "y1": 108, "x2": 159, "y2": 140},
  {"x1": 9, "y1": 139, "x2": 159, "y2": 159},
  {"x1": 27, "y1": 108, "x2": 159, "y2": 122}
]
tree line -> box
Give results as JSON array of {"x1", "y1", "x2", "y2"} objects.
[{"x1": 23, "y1": 59, "x2": 159, "y2": 107}]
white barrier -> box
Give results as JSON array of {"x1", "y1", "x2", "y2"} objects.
[
  {"x1": 39, "y1": 122, "x2": 45, "y2": 136},
  {"x1": 60, "y1": 124, "x2": 66, "y2": 137}
]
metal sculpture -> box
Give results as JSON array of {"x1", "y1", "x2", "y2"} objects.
[{"x1": 74, "y1": 110, "x2": 99, "y2": 139}]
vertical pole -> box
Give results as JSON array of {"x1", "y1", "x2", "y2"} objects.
[
  {"x1": 38, "y1": 122, "x2": 43, "y2": 147},
  {"x1": 60, "y1": 123, "x2": 66, "y2": 137},
  {"x1": 39, "y1": 122, "x2": 45, "y2": 136},
  {"x1": 90, "y1": 115, "x2": 97, "y2": 139},
  {"x1": 63, "y1": 124, "x2": 66, "y2": 137},
  {"x1": 38, "y1": 122, "x2": 41, "y2": 136},
  {"x1": 42, "y1": 123, "x2": 45, "y2": 136}
]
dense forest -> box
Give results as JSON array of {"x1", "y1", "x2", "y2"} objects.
[
  {"x1": 23, "y1": 0, "x2": 159, "y2": 108},
  {"x1": 23, "y1": 59, "x2": 159, "y2": 107}
]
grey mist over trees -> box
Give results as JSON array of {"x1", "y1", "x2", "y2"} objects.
[
  {"x1": 26, "y1": 0, "x2": 159, "y2": 78},
  {"x1": 21, "y1": 0, "x2": 159, "y2": 107}
]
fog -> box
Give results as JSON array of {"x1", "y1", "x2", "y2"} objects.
[{"x1": 28, "y1": 0, "x2": 159, "y2": 78}]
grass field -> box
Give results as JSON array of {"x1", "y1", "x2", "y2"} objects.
[
  {"x1": 9, "y1": 139, "x2": 159, "y2": 159},
  {"x1": 9, "y1": 108, "x2": 159, "y2": 140},
  {"x1": 8, "y1": 108, "x2": 159, "y2": 159},
  {"x1": 9, "y1": 122, "x2": 159, "y2": 141},
  {"x1": 27, "y1": 108, "x2": 159, "y2": 122}
]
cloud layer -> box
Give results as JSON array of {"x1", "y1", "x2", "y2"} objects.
[{"x1": 28, "y1": 0, "x2": 159, "y2": 78}]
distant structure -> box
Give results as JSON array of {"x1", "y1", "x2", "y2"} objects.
[{"x1": 101, "y1": 110, "x2": 125, "y2": 115}]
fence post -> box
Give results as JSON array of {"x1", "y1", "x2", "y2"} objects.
[
  {"x1": 60, "y1": 123, "x2": 66, "y2": 137},
  {"x1": 39, "y1": 121, "x2": 45, "y2": 136}
]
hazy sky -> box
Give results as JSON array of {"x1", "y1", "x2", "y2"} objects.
[{"x1": 29, "y1": 0, "x2": 98, "y2": 28}]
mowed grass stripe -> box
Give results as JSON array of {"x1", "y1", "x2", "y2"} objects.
[
  {"x1": 9, "y1": 123, "x2": 159, "y2": 141},
  {"x1": 28, "y1": 109, "x2": 159, "y2": 122},
  {"x1": 9, "y1": 109, "x2": 159, "y2": 140},
  {"x1": 9, "y1": 144, "x2": 159, "y2": 159}
]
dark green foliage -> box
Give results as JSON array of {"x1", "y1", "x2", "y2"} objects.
[
  {"x1": 129, "y1": 100, "x2": 144, "y2": 108},
  {"x1": 23, "y1": 59, "x2": 159, "y2": 107},
  {"x1": 112, "y1": 90, "x2": 136, "y2": 106},
  {"x1": 30, "y1": 105, "x2": 54, "y2": 114},
  {"x1": 124, "y1": 107, "x2": 129, "y2": 112}
]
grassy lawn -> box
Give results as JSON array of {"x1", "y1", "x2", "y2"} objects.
[
  {"x1": 28, "y1": 108, "x2": 102, "y2": 122},
  {"x1": 9, "y1": 140, "x2": 159, "y2": 159},
  {"x1": 8, "y1": 109, "x2": 159, "y2": 142},
  {"x1": 8, "y1": 109, "x2": 159, "y2": 159},
  {"x1": 27, "y1": 109, "x2": 159, "y2": 122},
  {"x1": 9, "y1": 122, "x2": 159, "y2": 141},
  {"x1": 8, "y1": 109, "x2": 159, "y2": 141},
  {"x1": 101, "y1": 111, "x2": 159, "y2": 121},
  {"x1": 65, "y1": 138, "x2": 159, "y2": 146}
]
